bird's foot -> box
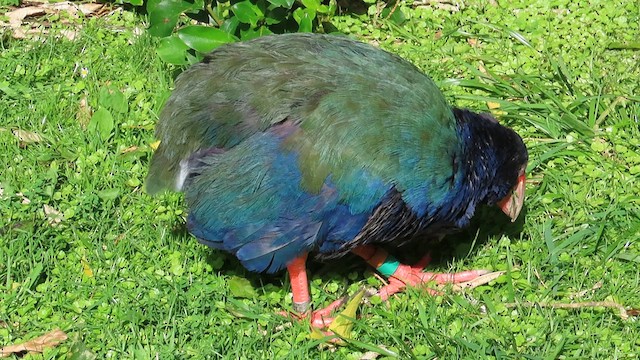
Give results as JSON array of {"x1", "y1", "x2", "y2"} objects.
[
  {"x1": 279, "y1": 298, "x2": 352, "y2": 342},
  {"x1": 375, "y1": 253, "x2": 490, "y2": 301},
  {"x1": 309, "y1": 298, "x2": 346, "y2": 329},
  {"x1": 279, "y1": 297, "x2": 345, "y2": 330}
]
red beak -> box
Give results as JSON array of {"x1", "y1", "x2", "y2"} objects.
[{"x1": 498, "y1": 171, "x2": 526, "y2": 222}]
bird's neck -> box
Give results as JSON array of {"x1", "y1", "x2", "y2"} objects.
[{"x1": 426, "y1": 110, "x2": 502, "y2": 229}]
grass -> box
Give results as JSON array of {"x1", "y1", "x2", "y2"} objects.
[{"x1": 1, "y1": 0, "x2": 639, "y2": 358}]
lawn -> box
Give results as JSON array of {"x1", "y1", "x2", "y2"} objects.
[{"x1": 1, "y1": 0, "x2": 639, "y2": 358}]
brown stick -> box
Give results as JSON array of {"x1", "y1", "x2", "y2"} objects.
[{"x1": 504, "y1": 301, "x2": 633, "y2": 320}]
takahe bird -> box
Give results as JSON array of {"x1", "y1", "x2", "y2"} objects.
[{"x1": 146, "y1": 33, "x2": 528, "y2": 328}]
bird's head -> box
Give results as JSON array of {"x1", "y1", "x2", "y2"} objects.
[
  {"x1": 454, "y1": 109, "x2": 529, "y2": 223},
  {"x1": 497, "y1": 166, "x2": 526, "y2": 222}
]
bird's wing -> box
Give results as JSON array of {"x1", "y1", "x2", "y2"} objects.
[
  {"x1": 146, "y1": 34, "x2": 461, "y2": 206},
  {"x1": 183, "y1": 122, "x2": 378, "y2": 273}
]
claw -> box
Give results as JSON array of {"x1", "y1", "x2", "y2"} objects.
[
  {"x1": 281, "y1": 246, "x2": 496, "y2": 342},
  {"x1": 310, "y1": 298, "x2": 345, "y2": 328},
  {"x1": 281, "y1": 293, "x2": 365, "y2": 344},
  {"x1": 278, "y1": 297, "x2": 345, "y2": 329},
  {"x1": 283, "y1": 252, "x2": 350, "y2": 339}
]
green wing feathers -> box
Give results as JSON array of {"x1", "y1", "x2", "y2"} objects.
[{"x1": 146, "y1": 33, "x2": 459, "y2": 203}]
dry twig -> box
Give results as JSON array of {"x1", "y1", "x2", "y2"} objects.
[{"x1": 504, "y1": 300, "x2": 635, "y2": 320}]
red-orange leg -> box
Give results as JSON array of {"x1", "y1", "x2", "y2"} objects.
[
  {"x1": 285, "y1": 246, "x2": 488, "y2": 330},
  {"x1": 352, "y1": 245, "x2": 489, "y2": 301},
  {"x1": 287, "y1": 253, "x2": 311, "y2": 314},
  {"x1": 285, "y1": 253, "x2": 343, "y2": 329}
]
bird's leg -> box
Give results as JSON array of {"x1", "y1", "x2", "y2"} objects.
[
  {"x1": 284, "y1": 246, "x2": 489, "y2": 330},
  {"x1": 287, "y1": 253, "x2": 311, "y2": 314},
  {"x1": 352, "y1": 245, "x2": 489, "y2": 301},
  {"x1": 285, "y1": 252, "x2": 342, "y2": 329}
]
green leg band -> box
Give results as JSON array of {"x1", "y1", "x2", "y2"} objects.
[{"x1": 377, "y1": 255, "x2": 400, "y2": 278}]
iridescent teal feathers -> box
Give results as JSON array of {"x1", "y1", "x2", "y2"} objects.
[{"x1": 146, "y1": 33, "x2": 528, "y2": 273}]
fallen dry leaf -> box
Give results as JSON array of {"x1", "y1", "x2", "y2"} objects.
[
  {"x1": 43, "y1": 204, "x2": 64, "y2": 226},
  {"x1": 413, "y1": 0, "x2": 462, "y2": 12},
  {"x1": 78, "y1": 3, "x2": 104, "y2": 15},
  {"x1": 120, "y1": 145, "x2": 139, "y2": 154},
  {"x1": 477, "y1": 62, "x2": 488, "y2": 75},
  {"x1": 6, "y1": 6, "x2": 45, "y2": 27},
  {"x1": 16, "y1": 192, "x2": 31, "y2": 205},
  {"x1": 2, "y1": 1, "x2": 106, "y2": 39},
  {"x1": 114, "y1": 233, "x2": 126, "y2": 245},
  {"x1": 49, "y1": 2, "x2": 78, "y2": 13},
  {"x1": 12, "y1": 129, "x2": 43, "y2": 144},
  {"x1": 328, "y1": 288, "x2": 365, "y2": 341},
  {"x1": 0, "y1": 329, "x2": 68, "y2": 358},
  {"x1": 569, "y1": 281, "x2": 603, "y2": 300},
  {"x1": 77, "y1": 96, "x2": 92, "y2": 127},
  {"x1": 360, "y1": 351, "x2": 380, "y2": 359},
  {"x1": 4, "y1": 6, "x2": 46, "y2": 39},
  {"x1": 60, "y1": 29, "x2": 78, "y2": 41},
  {"x1": 628, "y1": 308, "x2": 640, "y2": 316}
]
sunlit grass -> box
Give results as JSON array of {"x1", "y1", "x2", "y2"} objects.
[{"x1": 1, "y1": 1, "x2": 639, "y2": 358}]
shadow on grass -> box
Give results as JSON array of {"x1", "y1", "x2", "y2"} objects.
[
  {"x1": 315, "y1": 205, "x2": 527, "y2": 275},
  {"x1": 177, "y1": 204, "x2": 527, "y2": 295}
]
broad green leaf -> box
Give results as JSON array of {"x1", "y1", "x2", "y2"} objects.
[
  {"x1": 266, "y1": 0, "x2": 294, "y2": 8},
  {"x1": 228, "y1": 276, "x2": 257, "y2": 298},
  {"x1": 186, "y1": 51, "x2": 203, "y2": 65},
  {"x1": 293, "y1": 8, "x2": 315, "y2": 33},
  {"x1": 382, "y1": 7, "x2": 406, "y2": 25},
  {"x1": 327, "y1": 0, "x2": 337, "y2": 14},
  {"x1": 97, "y1": 188, "x2": 120, "y2": 201},
  {"x1": 316, "y1": 4, "x2": 331, "y2": 14},
  {"x1": 188, "y1": 0, "x2": 205, "y2": 13},
  {"x1": 231, "y1": 1, "x2": 264, "y2": 26},
  {"x1": 157, "y1": 36, "x2": 190, "y2": 65},
  {"x1": 265, "y1": 7, "x2": 288, "y2": 25},
  {"x1": 0, "y1": 80, "x2": 19, "y2": 98},
  {"x1": 98, "y1": 86, "x2": 127, "y2": 114},
  {"x1": 125, "y1": 0, "x2": 143, "y2": 5},
  {"x1": 301, "y1": 0, "x2": 320, "y2": 11},
  {"x1": 177, "y1": 26, "x2": 237, "y2": 53},
  {"x1": 147, "y1": 0, "x2": 196, "y2": 37},
  {"x1": 615, "y1": 252, "x2": 640, "y2": 263},
  {"x1": 240, "y1": 26, "x2": 273, "y2": 41},
  {"x1": 67, "y1": 339, "x2": 97, "y2": 360},
  {"x1": 88, "y1": 107, "x2": 114, "y2": 141},
  {"x1": 221, "y1": 17, "x2": 240, "y2": 35}
]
